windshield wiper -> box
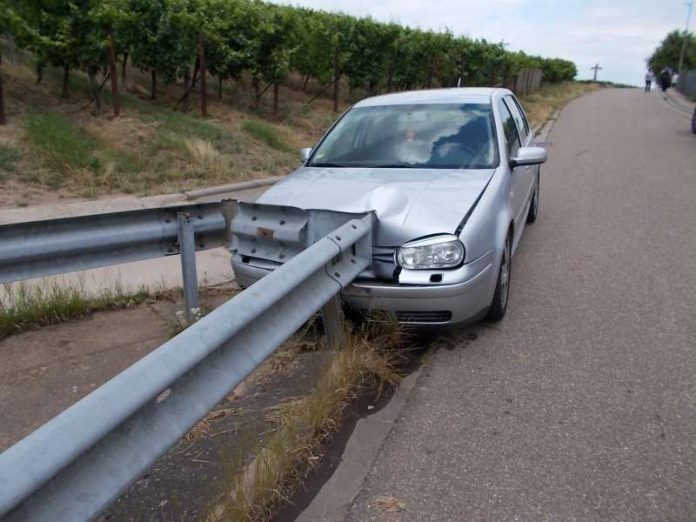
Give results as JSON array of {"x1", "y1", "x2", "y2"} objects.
[
  {"x1": 309, "y1": 162, "x2": 353, "y2": 168},
  {"x1": 370, "y1": 163, "x2": 419, "y2": 168}
]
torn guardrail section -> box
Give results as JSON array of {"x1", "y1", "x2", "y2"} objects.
[{"x1": 225, "y1": 200, "x2": 373, "y2": 273}]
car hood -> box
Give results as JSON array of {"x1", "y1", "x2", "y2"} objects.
[{"x1": 258, "y1": 167, "x2": 496, "y2": 245}]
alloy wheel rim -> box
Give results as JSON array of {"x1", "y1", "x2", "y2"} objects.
[{"x1": 500, "y1": 243, "x2": 510, "y2": 308}]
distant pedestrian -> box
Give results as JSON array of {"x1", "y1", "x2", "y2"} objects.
[
  {"x1": 659, "y1": 68, "x2": 672, "y2": 92},
  {"x1": 644, "y1": 71, "x2": 653, "y2": 92}
]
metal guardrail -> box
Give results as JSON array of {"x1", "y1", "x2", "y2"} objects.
[
  {"x1": 0, "y1": 211, "x2": 373, "y2": 521},
  {"x1": 0, "y1": 201, "x2": 226, "y2": 321}
]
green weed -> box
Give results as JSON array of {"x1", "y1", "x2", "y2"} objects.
[
  {"x1": 242, "y1": 119, "x2": 294, "y2": 153},
  {"x1": 24, "y1": 110, "x2": 101, "y2": 173},
  {"x1": 0, "y1": 281, "x2": 172, "y2": 339}
]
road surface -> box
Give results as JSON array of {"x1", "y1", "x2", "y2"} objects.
[{"x1": 342, "y1": 88, "x2": 696, "y2": 520}]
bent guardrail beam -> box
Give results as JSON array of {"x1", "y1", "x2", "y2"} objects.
[{"x1": 0, "y1": 214, "x2": 372, "y2": 521}]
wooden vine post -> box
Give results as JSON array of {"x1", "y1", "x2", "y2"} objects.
[
  {"x1": 0, "y1": 50, "x2": 6, "y2": 125},
  {"x1": 199, "y1": 33, "x2": 207, "y2": 117},
  {"x1": 106, "y1": 25, "x2": 120, "y2": 117},
  {"x1": 272, "y1": 83, "x2": 279, "y2": 116},
  {"x1": 332, "y1": 46, "x2": 340, "y2": 112}
]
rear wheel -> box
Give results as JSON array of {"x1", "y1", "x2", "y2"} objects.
[
  {"x1": 486, "y1": 233, "x2": 511, "y2": 322},
  {"x1": 526, "y1": 170, "x2": 540, "y2": 223}
]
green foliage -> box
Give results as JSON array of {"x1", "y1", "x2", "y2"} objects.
[
  {"x1": 11, "y1": 0, "x2": 107, "y2": 80},
  {"x1": 541, "y1": 58, "x2": 578, "y2": 83},
  {"x1": 648, "y1": 30, "x2": 696, "y2": 74},
  {"x1": 242, "y1": 119, "x2": 293, "y2": 153},
  {"x1": 5, "y1": 0, "x2": 577, "y2": 110}
]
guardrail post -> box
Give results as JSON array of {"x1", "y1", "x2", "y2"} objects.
[
  {"x1": 321, "y1": 296, "x2": 344, "y2": 349},
  {"x1": 177, "y1": 212, "x2": 201, "y2": 322}
]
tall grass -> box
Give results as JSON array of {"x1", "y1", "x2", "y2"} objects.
[
  {"x1": 0, "y1": 281, "x2": 171, "y2": 339},
  {"x1": 242, "y1": 119, "x2": 294, "y2": 153},
  {"x1": 210, "y1": 320, "x2": 408, "y2": 521}
]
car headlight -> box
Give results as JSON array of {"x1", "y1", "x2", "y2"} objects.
[{"x1": 397, "y1": 234, "x2": 465, "y2": 270}]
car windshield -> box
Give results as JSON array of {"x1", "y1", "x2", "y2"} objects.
[{"x1": 308, "y1": 103, "x2": 498, "y2": 169}]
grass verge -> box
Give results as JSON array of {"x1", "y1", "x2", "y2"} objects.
[
  {"x1": 208, "y1": 319, "x2": 408, "y2": 521},
  {"x1": 521, "y1": 81, "x2": 600, "y2": 132},
  {"x1": 0, "y1": 281, "x2": 173, "y2": 339}
]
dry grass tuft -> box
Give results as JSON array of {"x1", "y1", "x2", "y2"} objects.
[
  {"x1": 375, "y1": 495, "x2": 408, "y2": 513},
  {"x1": 184, "y1": 138, "x2": 225, "y2": 169},
  {"x1": 208, "y1": 320, "x2": 409, "y2": 521}
]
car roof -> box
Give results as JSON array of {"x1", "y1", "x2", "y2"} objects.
[{"x1": 353, "y1": 88, "x2": 511, "y2": 108}]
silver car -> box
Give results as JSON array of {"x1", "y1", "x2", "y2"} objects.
[{"x1": 233, "y1": 88, "x2": 547, "y2": 326}]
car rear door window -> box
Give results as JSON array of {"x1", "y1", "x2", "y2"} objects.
[
  {"x1": 498, "y1": 99, "x2": 520, "y2": 157},
  {"x1": 504, "y1": 96, "x2": 529, "y2": 144}
]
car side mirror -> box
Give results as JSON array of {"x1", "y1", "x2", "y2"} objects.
[
  {"x1": 510, "y1": 146, "x2": 547, "y2": 168},
  {"x1": 300, "y1": 147, "x2": 312, "y2": 163}
]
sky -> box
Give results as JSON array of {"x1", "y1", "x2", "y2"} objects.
[{"x1": 268, "y1": 0, "x2": 692, "y2": 86}]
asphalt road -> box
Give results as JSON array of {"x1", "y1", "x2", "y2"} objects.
[{"x1": 346, "y1": 88, "x2": 696, "y2": 521}]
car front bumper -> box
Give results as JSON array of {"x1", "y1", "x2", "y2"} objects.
[{"x1": 233, "y1": 249, "x2": 498, "y2": 327}]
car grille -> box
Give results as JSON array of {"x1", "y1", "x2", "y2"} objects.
[{"x1": 395, "y1": 311, "x2": 452, "y2": 323}]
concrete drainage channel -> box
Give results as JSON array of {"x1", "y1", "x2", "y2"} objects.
[
  {"x1": 99, "y1": 331, "x2": 439, "y2": 521},
  {"x1": 279, "y1": 363, "x2": 425, "y2": 522}
]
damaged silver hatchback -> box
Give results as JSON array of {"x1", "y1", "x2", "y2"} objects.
[{"x1": 232, "y1": 88, "x2": 547, "y2": 326}]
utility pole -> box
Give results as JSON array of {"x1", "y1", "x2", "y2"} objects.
[
  {"x1": 591, "y1": 63, "x2": 602, "y2": 81},
  {"x1": 677, "y1": 1, "x2": 693, "y2": 77}
]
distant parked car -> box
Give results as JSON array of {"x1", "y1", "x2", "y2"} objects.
[{"x1": 233, "y1": 88, "x2": 547, "y2": 326}]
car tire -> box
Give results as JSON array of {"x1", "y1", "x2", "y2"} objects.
[
  {"x1": 486, "y1": 233, "x2": 511, "y2": 322},
  {"x1": 692, "y1": 108, "x2": 696, "y2": 134},
  {"x1": 526, "y1": 170, "x2": 540, "y2": 223}
]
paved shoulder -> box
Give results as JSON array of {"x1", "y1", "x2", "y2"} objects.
[{"x1": 347, "y1": 89, "x2": 696, "y2": 521}]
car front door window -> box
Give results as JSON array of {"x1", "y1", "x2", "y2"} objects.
[
  {"x1": 499, "y1": 100, "x2": 521, "y2": 158},
  {"x1": 504, "y1": 96, "x2": 529, "y2": 145}
]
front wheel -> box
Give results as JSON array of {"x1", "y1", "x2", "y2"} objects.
[{"x1": 486, "y1": 234, "x2": 511, "y2": 322}]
